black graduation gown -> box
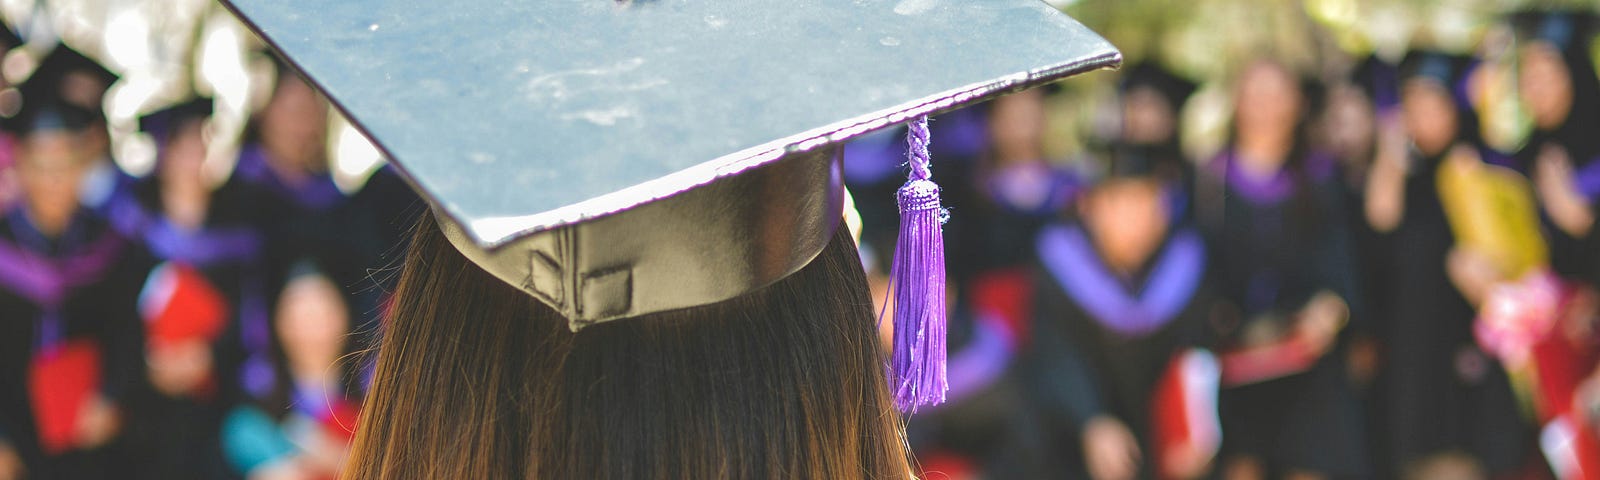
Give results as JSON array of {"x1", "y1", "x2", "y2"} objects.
[
  {"x1": 905, "y1": 300, "x2": 1042, "y2": 479},
  {"x1": 1198, "y1": 150, "x2": 1369, "y2": 477},
  {"x1": 0, "y1": 208, "x2": 151, "y2": 479},
  {"x1": 1024, "y1": 222, "x2": 1211, "y2": 479},
  {"x1": 1373, "y1": 152, "x2": 1528, "y2": 474},
  {"x1": 231, "y1": 146, "x2": 420, "y2": 383},
  {"x1": 115, "y1": 179, "x2": 273, "y2": 480}
]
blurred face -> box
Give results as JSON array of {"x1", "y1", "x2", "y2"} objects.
[
  {"x1": 1234, "y1": 62, "x2": 1302, "y2": 153},
  {"x1": 989, "y1": 89, "x2": 1045, "y2": 164},
  {"x1": 15, "y1": 130, "x2": 90, "y2": 236},
  {"x1": 260, "y1": 74, "x2": 330, "y2": 174},
  {"x1": 1322, "y1": 84, "x2": 1374, "y2": 160},
  {"x1": 1122, "y1": 86, "x2": 1176, "y2": 145},
  {"x1": 158, "y1": 121, "x2": 209, "y2": 194},
  {"x1": 1519, "y1": 42, "x2": 1574, "y2": 130},
  {"x1": 1402, "y1": 79, "x2": 1459, "y2": 157},
  {"x1": 275, "y1": 274, "x2": 349, "y2": 381},
  {"x1": 1081, "y1": 178, "x2": 1169, "y2": 273}
]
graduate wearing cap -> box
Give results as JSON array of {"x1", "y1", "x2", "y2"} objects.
[
  {"x1": 1361, "y1": 50, "x2": 1530, "y2": 478},
  {"x1": 1509, "y1": 11, "x2": 1600, "y2": 287},
  {"x1": 1024, "y1": 141, "x2": 1217, "y2": 480},
  {"x1": 220, "y1": 0, "x2": 1119, "y2": 477},
  {"x1": 98, "y1": 97, "x2": 268, "y2": 480},
  {"x1": 1197, "y1": 59, "x2": 1368, "y2": 478},
  {"x1": 23, "y1": 45, "x2": 139, "y2": 236},
  {"x1": 0, "y1": 53, "x2": 152, "y2": 479}
]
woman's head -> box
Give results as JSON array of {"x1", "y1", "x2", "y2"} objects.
[
  {"x1": 155, "y1": 116, "x2": 210, "y2": 195},
  {"x1": 988, "y1": 88, "x2": 1046, "y2": 165},
  {"x1": 1233, "y1": 60, "x2": 1304, "y2": 148},
  {"x1": 1513, "y1": 12, "x2": 1600, "y2": 138},
  {"x1": 1401, "y1": 78, "x2": 1459, "y2": 157},
  {"x1": 274, "y1": 263, "x2": 352, "y2": 384},
  {"x1": 345, "y1": 214, "x2": 910, "y2": 479},
  {"x1": 257, "y1": 67, "x2": 330, "y2": 175},
  {"x1": 1519, "y1": 41, "x2": 1576, "y2": 130}
]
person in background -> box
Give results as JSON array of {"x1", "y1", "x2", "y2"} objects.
[
  {"x1": 1513, "y1": 11, "x2": 1600, "y2": 285},
  {"x1": 1113, "y1": 62, "x2": 1197, "y2": 218},
  {"x1": 222, "y1": 262, "x2": 360, "y2": 480},
  {"x1": 1508, "y1": 11, "x2": 1600, "y2": 475},
  {"x1": 0, "y1": 58, "x2": 151, "y2": 480},
  {"x1": 1317, "y1": 56, "x2": 1397, "y2": 414},
  {"x1": 234, "y1": 55, "x2": 417, "y2": 356},
  {"x1": 973, "y1": 88, "x2": 1080, "y2": 270},
  {"x1": 1364, "y1": 50, "x2": 1528, "y2": 480},
  {"x1": 1199, "y1": 59, "x2": 1367, "y2": 480},
  {"x1": 117, "y1": 97, "x2": 267, "y2": 479},
  {"x1": 1026, "y1": 139, "x2": 1215, "y2": 480},
  {"x1": 26, "y1": 46, "x2": 137, "y2": 236}
]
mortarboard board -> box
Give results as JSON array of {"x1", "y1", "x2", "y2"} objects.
[
  {"x1": 139, "y1": 97, "x2": 214, "y2": 145},
  {"x1": 221, "y1": 0, "x2": 1119, "y2": 409},
  {"x1": 1511, "y1": 10, "x2": 1597, "y2": 53},
  {"x1": 1398, "y1": 50, "x2": 1473, "y2": 98},
  {"x1": 2, "y1": 60, "x2": 96, "y2": 136},
  {"x1": 1119, "y1": 62, "x2": 1196, "y2": 113},
  {"x1": 29, "y1": 45, "x2": 117, "y2": 117}
]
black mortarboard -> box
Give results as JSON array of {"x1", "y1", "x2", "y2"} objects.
[
  {"x1": 222, "y1": 0, "x2": 1119, "y2": 330},
  {"x1": 1119, "y1": 62, "x2": 1197, "y2": 112},
  {"x1": 1512, "y1": 10, "x2": 1597, "y2": 53},
  {"x1": 139, "y1": 97, "x2": 214, "y2": 145},
  {"x1": 223, "y1": 0, "x2": 1119, "y2": 413},
  {"x1": 3, "y1": 59, "x2": 95, "y2": 135},
  {"x1": 27, "y1": 45, "x2": 117, "y2": 121},
  {"x1": 1399, "y1": 50, "x2": 1473, "y2": 104}
]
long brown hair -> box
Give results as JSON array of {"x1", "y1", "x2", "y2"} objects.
[{"x1": 343, "y1": 213, "x2": 912, "y2": 479}]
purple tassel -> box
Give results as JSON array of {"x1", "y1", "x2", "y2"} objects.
[{"x1": 885, "y1": 115, "x2": 948, "y2": 412}]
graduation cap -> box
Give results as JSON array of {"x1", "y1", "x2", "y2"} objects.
[
  {"x1": 1511, "y1": 10, "x2": 1597, "y2": 53},
  {"x1": 2, "y1": 61, "x2": 96, "y2": 136},
  {"x1": 1398, "y1": 50, "x2": 1473, "y2": 95},
  {"x1": 221, "y1": 0, "x2": 1119, "y2": 411},
  {"x1": 28, "y1": 45, "x2": 117, "y2": 119},
  {"x1": 139, "y1": 97, "x2": 214, "y2": 145},
  {"x1": 1119, "y1": 62, "x2": 1197, "y2": 113}
]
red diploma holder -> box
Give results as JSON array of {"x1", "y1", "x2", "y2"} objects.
[
  {"x1": 27, "y1": 339, "x2": 102, "y2": 455},
  {"x1": 1151, "y1": 349, "x2": 1222, "y2": 480}
]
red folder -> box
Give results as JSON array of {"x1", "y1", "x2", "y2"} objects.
[
  {"x1": 27, "y1": 339, "x2": 102, "y2": 454},
  {"x1": 1151, "y1": 349, "x2": 1222, "y2": 480},
  {"x1": 140, "y1": 262, "x2": 228, "y2": 348}
]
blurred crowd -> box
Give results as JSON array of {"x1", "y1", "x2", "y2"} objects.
[
  {"x1": 867, "y1": 6, "x2": 1600, "y2": 480},
  {"x1": 2, "y1": 1, "x2": 1600, "y2": 480},
  {"x1": 0, "y1": 13, "x2": 419, "y2": 480}
]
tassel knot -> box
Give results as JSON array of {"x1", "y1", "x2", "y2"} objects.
[{"x1": 884, "y1": 116, "x2": 948, "y2": 413}]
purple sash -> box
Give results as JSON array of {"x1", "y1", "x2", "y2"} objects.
[
  {"x1": 942, "y1": 310, "x2": 1016, "y2": 405},
  {"x1": 985, "y1": 163, "x2": 1080, "y2": 217},
  {"x1": 234, "y1": 146, "x2": 346, "y2": 210},
  {"x1": 0, "y1": 232, "x2": 125, "y2": 307},
  {"x1": 1037, "y1": 225, "x2": 1205, "y2": 336},
  {"x1": 1210, "y1": 150, "x2": 1336, "y2": 204},
  {"x1": 143, "y1": 219, "x2": 262, "y2": 267},
  {"x1": 1574, "y1": 156, "x2": 1600, "y2": 203}
]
